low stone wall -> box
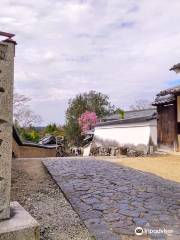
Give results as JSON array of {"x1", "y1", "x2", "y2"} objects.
[
  {"x1": 90, "y1": 137, "x2": 157, "y2": 157},
  {"x1": 12, "y1": 139, "x2": 56, "y2": 158}
]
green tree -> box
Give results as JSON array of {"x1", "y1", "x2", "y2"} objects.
[
  {"x1": 44, "y1": 123, "x2": 65, "y2": 137},
  {"x1": 20, "y1": 127, "x2": 40, "y2": 143},
  {"x1": 65, "y1": 91, "x2": 117, "y2": 146},
  {"x1": 45, "y1": 123, "x2": 58, "y2": 134}
]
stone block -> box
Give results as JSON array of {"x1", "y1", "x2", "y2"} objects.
[
  {"x1": 0, "y1": 201, "x2": 40, "y2": 240},
  {"x1": 0, "y1": 41, "x2": 15, "y2": 220}
]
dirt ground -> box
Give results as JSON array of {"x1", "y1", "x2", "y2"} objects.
[
  {"x1": 11, "y1": 158, "x2": 92, "y2": 240},
  {"x1": 119, "y1": 155, "x2": 180, "y2": 183}
]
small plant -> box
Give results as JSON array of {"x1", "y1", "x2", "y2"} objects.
[{"x1": 119, "y1": 109, "x2": 125, "y2": 119}]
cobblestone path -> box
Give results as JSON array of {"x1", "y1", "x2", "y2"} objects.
[{"x1": 43, "y1": 158, "x2": 180, "y2": 240}]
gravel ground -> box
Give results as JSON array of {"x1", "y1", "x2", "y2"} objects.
[{"x1": 11, "y1": 158, "x2": 92, "y2": 240}]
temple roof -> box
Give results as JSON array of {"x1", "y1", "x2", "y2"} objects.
[
  {"x1": 169, "y1": 63, "x2": 180, "y2": 71},
  {"x1": 152, "y1": 94, "x2": 175, "y2": 106},
  {"x1": 103, "y1": 108, "x2": 156, "y2": 121},
  {"x1": 157, "y1": 85, "x2": 180, "y2": 97},
  {"x1": 96, "y1": 109, "x2": 157, "y2": 127},
  {"x1": 152, "y1": 84, "x2": 180, "y2": 106}
]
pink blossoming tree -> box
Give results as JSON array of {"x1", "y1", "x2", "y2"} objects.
[{"x1": 78, "y1": 111, "x2": 98, "y2": 134}]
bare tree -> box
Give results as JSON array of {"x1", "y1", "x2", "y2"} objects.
[
  {"x1": 13, "y1": 93, "x2": 31, "y2": 108},
  {"x1": 129, "y1": 99, "x2": 152, "y2": 110},
  {"x1": 13, "y1": 93, "x2": 42, "y2": 127}
]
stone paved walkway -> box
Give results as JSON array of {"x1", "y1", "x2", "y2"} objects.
[{"x1": 43, "y1": 158, "x2": 180, "y2": 240}]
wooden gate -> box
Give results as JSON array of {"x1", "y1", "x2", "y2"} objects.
[{"x1": 157, "y1": 104, "x2": 177, "y2": 150}]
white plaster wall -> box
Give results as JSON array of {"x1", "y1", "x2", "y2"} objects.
[
  {"x1": 150, "y1": 124, "x2": 157, "y2": 145},
  {"x1": 83, "y1": 143, "x2": 92, "y2": 157},
  {"x1": 177, "y1": 96, "x2": 180, "y2": 122},
  {"x1": 94, "y1": 119, "x2": 157, "y2": 146},
  {"x1": 177, "y1": 96, "x2": 180, "y2": 151}
]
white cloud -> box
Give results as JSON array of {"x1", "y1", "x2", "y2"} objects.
[{"x1": 1, "y1": 0, "x2": 180, "y2": 124}]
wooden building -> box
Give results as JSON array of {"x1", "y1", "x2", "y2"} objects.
[{"x1": 153, "y1": 86, "x2": 180, "y2": 151}]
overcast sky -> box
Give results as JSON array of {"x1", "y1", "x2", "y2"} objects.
[{"x1": 1, "y1": 0, "x2": 180, "y2": 125}]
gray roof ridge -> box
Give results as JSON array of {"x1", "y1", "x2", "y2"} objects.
[
  {"x1": 96, "y1": 115, "x2": 156, "y2": 127},
  {"x1": 157, "y1": 85, "x2": 180, "y2": 96},
  {"x1": 124, "y1": 108, "x2": 156, "y2": 114}
]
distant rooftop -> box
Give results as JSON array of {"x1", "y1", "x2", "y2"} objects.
[{"x1": 13, "y1": 126, "x2": 57, "y2": 149}]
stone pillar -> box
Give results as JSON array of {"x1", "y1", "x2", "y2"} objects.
[
  {"x1": 0, "y1": 40, "x2": 15, "y2": 220},
  {"x1": 0, "y1": 35, "x2": 39, "y2": 240}
]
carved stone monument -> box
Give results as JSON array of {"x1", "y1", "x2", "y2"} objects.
[
  {"x1": 0, "y1": 32, "x2": 39, "y2": 239},
  {"x1": 0, "y1": 39, "x2": 13, "y2": 220}
]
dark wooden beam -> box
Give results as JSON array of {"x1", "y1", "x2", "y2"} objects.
[{"x1": 0, "y1": 31, "x2": 15, "y2": 38}]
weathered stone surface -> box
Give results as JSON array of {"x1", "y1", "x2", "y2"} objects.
[
  {"x1": 44, "y1": 158, "x2": 180, "y2": 239},
  {"x1": 0, "y1": 201, "x2": 39, "y2": 240},
  {"x1": 0, "y1": 41, "x2": 15, "y2": 220},
  {"x1": 0, "y1": 37, "x2": 40, "y2": 240}
]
